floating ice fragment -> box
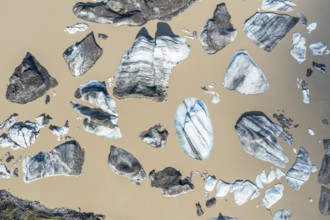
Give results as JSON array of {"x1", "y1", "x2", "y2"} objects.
[
  {"x1": 286, "y1": 147, "x2": 317, "y2": 190},
  {"x1": 309, "y1": 42, "x2": 329, "y2": 56},
  {"x1": 205, "y1": 176, "x2": 217, "y2": 192},
  {"x1": 290, "y1": 33, "x2": 306, "y2": 63},
  {"x1": 307, "y1": 23, "x2": 317, "y2": 33},
  {"x1": 273, "y1": 209, "x2": 292, "y2": 220},
  {"x1": 64, "y1": 23, "x2": 88, "y2": 34},
  {"x1": 307, "y1": 128, "x2": 315, "y2": 136},
  {"x1": 261, "y1": 0, "x2": 296, "y2": 12},
  {"x1": 262, "y1": 184, "x2": 284, "y2": 209},
  {"x1": 216, "y1": 180, "x2": 231, "y2": 197}
]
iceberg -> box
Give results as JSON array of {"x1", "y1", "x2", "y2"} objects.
[
  {"x1": 290, "y1": 33, "x2": 306, "y2": 63},
  {"x1": 262, "y1": 184, "x2": 284, "y2": 209},
  {"x1": 286, "y1": 147, "x2": 317, "y2": 190},
  {"x1": 223, "y1": 50, "x2": 269, "y2": 95},
  {"x1": 244, "y1": 12, "x2": 299, "y2": 52},
  {"x1": 175, "y1": 98, "x2": 213, "y2": 160},
  {"x1": 23, "y1": 140, "x2": 85, "y2": 183}
]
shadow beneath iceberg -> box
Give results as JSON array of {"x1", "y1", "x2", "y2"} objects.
[{"x1": 155, "y1": 22, "x2": 178, "y2": 38}]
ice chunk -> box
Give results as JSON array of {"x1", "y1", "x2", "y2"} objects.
[
  {"x1": 256, "y1": 170, "x2": 277, "y2": 188},
  {"x1": 290, "y1": 33, "x2": 306, "y2": 63},
  {"x1": 307, "y1": 128, "x2": 315, "y2": 136},
  {"x1": 223, "y1": 50, "x2": 269, "y2": 95},
  {"x1": 216, "y1": 180, "x2": 232, "y2": 197},
  {"x1": 175, "y1": 98, "x2": 213, "y2": 160},
  {"x1": 75, "y1": 80, "x2": 118, "y2": 116},
  {"x1": 261, "y1": 0, "x2": 296, "y2": 12},
  {"x1": 108, "y1": 145, "x2": 146, "y2": 185},
  {"x1": 49, "y1": 121, "x2": 69, "y2": 141},
  {"x1": 22, "y1": 140, "x2": 85, "y2": 183},
  {"x1": 199, "y1": 3, "x2": 237, "y2": 54},
  {"x1": 149, "y1": 167, "x2": 194, "y2": 197},
  {"x1": 262, "y1": 184, "x2": 284, "y2": 209},
  {"x1": 273, "y1": 209, "x2": 292, "y2": 220},
  {"x1": 139, "y1": 124, "x2": 168, "y2": 148},
  {"x1": 205, "y1": 176, "x2": 217, "y2": 192},
  {"x1": 113, "y1": 29, "x2": 190, "y2": 102},
  {"x1": 312, "y1": 61, "x2": 326, "y2": 74},
  {"x1": 63, "y1": 32, "x2": 103, "y2": 77},
  {"x1": 318, "y1": 139, "x2": 330, "y2": 184},
  {"x1": 235, "y1": 112, "x2": 291, "y2": 168},
  {"x1": 64, "y1": 23, "x2": 88, "y2": 34},
  {"x1": 244, "y1": 12, "x2": 299, "y2": 52},
  {"x1": 319, "y1": 185, "x2": 330, "y2": 215},
  {"x1": 231, "y1": 180, "x2": 260, "y2": 206},
  {"x1": 297, "y1": 78, "x2": 310, "y2": 104},
  {"x1": 71, "y1": 102, "x2": 122, "y2": 140},
  {"x1": 286, "y1": 147, "x2": 317, "y2": 190},
  {"x1": 307, "y1": 23, "x2": 317, "y2": 33},
  {"x1": 0, "y1": 163, "x2": 11, "y2": 178},
  {"x1": 309, "y1": 42, "x2": 329, "y2": 56},
  {"x1": 0, "y1": 113, "x2": 18, "y2": 132}
]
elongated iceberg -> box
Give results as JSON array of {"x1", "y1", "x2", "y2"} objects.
[{"x1": 175, "y1": 98, "x2": 213, "y2": 160}]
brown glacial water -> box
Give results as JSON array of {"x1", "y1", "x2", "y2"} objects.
[{"x1": 1, "y1": 0, "x2": 330, "y2": 219}]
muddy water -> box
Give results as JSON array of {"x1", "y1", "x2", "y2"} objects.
[{"x1": 0, "y1": 0, "x2": 330, "y2": 219}]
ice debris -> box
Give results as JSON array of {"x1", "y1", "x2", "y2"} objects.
[{"x1": 262, "y1": 184, "x2": 284, "y2": 209}]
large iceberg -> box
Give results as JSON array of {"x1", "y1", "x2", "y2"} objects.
[
  {"x1": 6, "y1": 52, "x2": 58, "y2": 104},
  {"x1": 223, "y1": 50, "x2": 269, "y2": 95},
  {"x1": 149, "y1": 167, "x2": 194, "y2": 197},
  {"x1": 63, "y1": 32, "x2": 103, "y2": 77},
  {"x1": 22, "y1": 140, "x2": 85, "y2": 183},
  {"x1": 244, "y1": 12, "x2": 299, "y2": 52},
  {"x1": 199, "y1": 3, "x2": 237, "y2": 54},
  {"x1": 73, "y1": 0, "x2": 198, "y2": 26},
  {"x1": 113, "y1": 28, "x2": 190, "y2": 102},
  {"x1": 71, "y1": 102, "x2": 122, "y2": 139},
  {"x1": 175, "y1": 98, "x2": 213, "y2": 160},
  {"x1": 71, "y1": 80, "x2": 121, "y2": 139},
  {"x1": 108, "y1": 145, "x2": 146, "y2": 185},
  {"x1": 286, "y1": 147, "x2": 317, "y2": 190},
  {"x1": 235, "y1": 112, "x2": 291, "y2": 168}
]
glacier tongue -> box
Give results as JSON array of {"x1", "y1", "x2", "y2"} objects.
[
  {"x1": 223, "y1": 50, "x2": 269, "y2": 95},
  {"x1": 175, "y1": 98, "x2": 213, "y2": 160}
]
